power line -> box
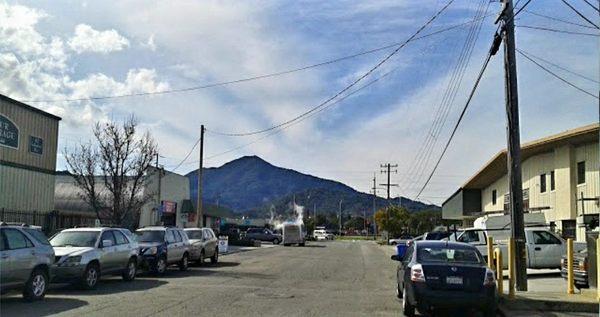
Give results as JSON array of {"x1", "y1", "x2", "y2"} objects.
[
  {"x1": 170, "y1": 138, "x2": 200, "y2": 172},
  {"x1": 581, "y1": 0, "x2": 600, "y2": 13},
  {"x1": 560, "y1": 0, "x2": 600, "y2": 29},
  {"x1": 516, "y1": 49, "x2": 599, "y2": 84},
  {"x1": 516, "y1": 48, "x2": 599, "y2": 99},
  {"x1": 206, "y1": 0, "x2": 456, "y2": 137},
  {"x1": 22, "y1": 5, "x2": 478, "y2": 105},
  {"x1": 415, "y1": 41, "x2": 496, "y2": 199},
  {"x1": 522, "y1": 9, "x2": 598, "y2": 29},
  {"x1": 517, "y1": 24, "x2": 600, "y2": 36}
]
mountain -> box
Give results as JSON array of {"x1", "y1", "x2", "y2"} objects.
[{"x1": 186, "y1": 156, "x2": 439, "y2": 216}]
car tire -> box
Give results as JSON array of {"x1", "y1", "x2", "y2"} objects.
[
  {"x1": 391, "y1": 241, "x2": 397, "y2": 246},
  {"x1": 211, "y1": 248, "x2": 219, "y2": 264},
  {"x1": 81, "y1": 263, "x2": 100, "y2": 290},
  {"x1": 122, "y1": 258, "x2": 137, "y2": 281},
  {"x1": 155, "y1": 256, "x2": 167, "y2": 275},
  {"x1": 197, "y1": 250, "x2": 205, "y2": 265},
  {"x1": 179, "y1": 253, "x2": 189, "y2": 271},
  {"x1": 396, "y1": 282, "x2": 402, "y2": 298},
  {"x1": 299, "y1": 243, "x2": 305, "y2": 247},
  {"x1": 402, "y1": 284, "x2": 415, "y2": 317},
  {"x1": 23, "y1": 268, "x2": 47, "y2": 301},
  {"x1": 273, "y1": 238, "x2": 279, "y2": 245}
]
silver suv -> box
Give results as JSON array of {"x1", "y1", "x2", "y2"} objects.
[
  {"x1": 184, "y1": 228, "x2": 218, "y2": 265},
  {"x1": 50, "y1": 227, "x2": 139, "y2": 289},
  {"x1": 0, "y1": 224, "x2": 54, "y2": 301}
]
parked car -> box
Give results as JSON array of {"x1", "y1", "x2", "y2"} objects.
[
  {"x1": 389, "y1": 235, "x2": 413, "y2": 245},
  {"x1": 313, "y1": 229, "x2": 335, "y2": 241},
  {"x1": 245, "y1": 228, "x2": 282, "y2": 244},
  {"x1": 50, "y1": 227, "x2": 139, "y2": 289},
  {"x1": 135, "y1": 226, "x2": 190, "y2": 274},
  {"x1": 184, "y1": 227, "x2": 219, "y2": 265},
  {"x1": 455, "y1": 227, "x2": 586, "y2": 269},
  {"x1": 391, "y1": 241, "x2": 497, "y2": 317},
  {"x1": 561, "y1": 249, "x2": 589, "y2": 289},
  {"x1": 0, "y1": 223, "x2": 54, "y2": 300}
]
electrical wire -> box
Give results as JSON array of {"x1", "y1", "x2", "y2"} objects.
[
  {"x1": 522, "y1": 9, "x2": 598, "y2": 29},
  {"x1": 581, "y1": 0, "x2": 600, "y2": 13},
  {"x1": 516, "y1": 48, "x2": 599, "y2": 99},
  {"x1": 560, "y1": 0, "x2": 600, "y2": 29},
  {"x1": 206, "y1": 0, "x2": 456, "y2": 137},
  {"x1": 516, "y1": 49, "x2": 599, "y2": 84},
  {"x1": 22, "y1": 5, "x2": 480, "y2": 105},
  {"x1": 415, "y1": 51, "x2": 494, "y2": 199},
  {"x1": 170, "y1": 138, "x2": 201, "y2": 172},
  {"x1": 517, "y1": 24, "x2": 600, "y2": 36}
]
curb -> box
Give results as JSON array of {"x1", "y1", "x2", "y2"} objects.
[{"x1": 498, "y1": 296, "x2": 599, "y2": 314}]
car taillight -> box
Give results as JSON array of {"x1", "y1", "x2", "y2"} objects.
[
  {"x1": 483, "y1": 268, "x2": 496, "y2": 287},
  {"x1": 410, "y1": 264, "x2": 426, "y2": 282}
]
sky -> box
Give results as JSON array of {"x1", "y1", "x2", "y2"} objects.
[{"x1": 1, "y1": 0, "x2": 598, "y2": 205}]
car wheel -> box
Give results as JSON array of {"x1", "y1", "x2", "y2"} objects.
[
  {"x1": 272, "y1": 238, "x2": 279, "y2": 245},
  {"x1": 122, "y1": 258, "x2": 137, "y2": 281},
  {"x1": 299, "y1": 243, "x2": 305, "y2": 247},
  {"x1": 155, "y1": 256, "x2": 167, "y2": 275},
  {"x1": 81, "y1": 263, "x2": 100, "y2": 290},
  {"x1": 211, "y1": 248, "x2": 219, "y2": 264},
  {"x1": 179, "y1": 253, "x2": 189, "y2": 271},
  {"x1": 402, "y1": 284, "x2": 415, "y2": 317},
  {"x1": 197, "y1": 250, "x2": 205, "y2": 265},
  {"x1": 23, "y1": 268, "x2": 47, "y2": 301},
  {"x1": 396, "y1": 282, "x2": 402, "y2": 298}
]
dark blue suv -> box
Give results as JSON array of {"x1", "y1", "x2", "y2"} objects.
[{"x1": 135, "y1": 227, "x2": 190, "y2": 274}]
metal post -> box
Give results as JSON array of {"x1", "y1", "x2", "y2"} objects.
[
  {"x1": 502, "y1": 0, "x2": 527, "y2": 291},
  {"x1": 495, "y1": 248, "x2": 504, "y2": 296},
  {"x1": 487, "y1": 236, "x2": 495, "y2": 270},
  {"x1": 567, "y1": 238, "x2": 574, "y2": 294},
  {"x1": 597, "y1": 237, "x2": 600, "y2": 301},
  {"x1": 196, "y1": 125, "x2": 205, "y2": 227}
]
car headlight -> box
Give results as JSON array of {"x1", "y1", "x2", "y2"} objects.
[
  {"x1": 143, "y1": 247, "x2": 158, "y2": 255},
  {"x1": 60, "y1": 256, "x2": 82, "y2": 266}
]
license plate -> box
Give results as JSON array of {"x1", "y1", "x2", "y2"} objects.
[{"x1": 446, "y1": 276, "x2": 463, "y2": 285}]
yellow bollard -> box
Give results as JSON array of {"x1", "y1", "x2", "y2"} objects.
[
  {"x1": 508, "y1": 237, "x2": 515, "y2": 299},
  {"x1": 567, "y1": 238, "x2": 574, "y2": 294},
  {"x1": 597, "y1": 237, "x2": 600, "y2": 301},
  {"x1": 487, "y1": 236, "x2": 494, "y2": 270},
  {"x1": 494, "y1": 247, "x2": 503, "y2": 296}
]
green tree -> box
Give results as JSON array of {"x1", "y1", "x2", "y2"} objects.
[{"x1": 374, "y1": 206, "x2": 410, "y2": 237}]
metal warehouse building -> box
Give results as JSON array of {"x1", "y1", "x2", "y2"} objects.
[
  {"x1": 442, "y1": 124, "x2": 599, "y2": 242},
  {"x1": 0, "y1": 94, "x2": 61, "y2": 213}
]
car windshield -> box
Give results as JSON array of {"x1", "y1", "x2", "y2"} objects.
[
  {"x1": 50, "y1": 231, "x2": 99, "y2": 247},
  {"x1": 136, "y1": 230, "x2": 165, "y2": 242},
  {"x1": 23, "y1": 228, "x2": 51, "y2": 245},
  {"x1": 417, "y1": 247, "x2": 482, "y2": 264},
  {"x1": 185, "y1": 230, "x2": 203, "y2": 239}
]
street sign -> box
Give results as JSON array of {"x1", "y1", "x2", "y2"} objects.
[
  {"x1": 29, "y1": 136, "x2": 43, "y2": 155},
  {"x1": 0, "y1": 114, "x2": 19, "y2": 149}
]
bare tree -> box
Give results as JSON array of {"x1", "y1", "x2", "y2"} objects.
[{"x1": 64, "y1": 116, "x2": 157, "y2": 228}]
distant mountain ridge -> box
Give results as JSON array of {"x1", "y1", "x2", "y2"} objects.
[{"x1": 186, "y1": 156, "x2": 439, "y2": 216}]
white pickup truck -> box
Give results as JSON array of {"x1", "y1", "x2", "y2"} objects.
[{"x1": 454, "y1": 227, "x2": 586, "y2": 269}]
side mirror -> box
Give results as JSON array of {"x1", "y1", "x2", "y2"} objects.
[
  {"x1": 102, "y1": 240, "x2": 113, "y2": 248},
  {"x1": 391, "y1": 255, "x2": 400, "y2": 261}
]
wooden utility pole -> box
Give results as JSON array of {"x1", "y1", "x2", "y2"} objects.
[
  {"x1": 338, "y1": 200, "x2": 343, "y2": 235},
  {"x1": 501, "y1": 0, "x2": 527, "y2": 291},
  {"x1": 156, "y1": 153, "x2": 163, "y2": 225},
  {"x1": 196, "y1": 125, "x2": 205, "y2": 227},
  {"x1": 371, "y1": 173, "x2": 378, "y2": 239},
  {"x1": 380, "y1": 163, "x2": 398, "y2": 243}
]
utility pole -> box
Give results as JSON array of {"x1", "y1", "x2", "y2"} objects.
[
  {"x1": 196, "y1": 125, "x2": 205, "y2": 228},
  {"x1": 380, "y1": 163, "x2": 398, "y2": 244},
  {"x1": 313, "y1": 202, "x2": 317, "y2": 226},
  {"x1": 155, "y1": 153, "x2": 163, "y2": 225},
  {"x1": 500, "y1": 0, "x2": 527, "y2": 291},
  {"x1": 338, "y1": 200, "x2": 343, "y2": 236},
  {"x1": 372, "y1": 173, "x2": 378, "y2": 239}
]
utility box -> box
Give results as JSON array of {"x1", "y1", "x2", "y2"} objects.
[{"x1": 586, "y1": 232, "x2": 598, "y2": 289}]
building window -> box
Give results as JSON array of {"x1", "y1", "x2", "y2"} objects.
[
  {"x1": 577, "y1": 161, "x2": 585, "y2": 185},
  {"x1": 550, "y1": 170, "x2": 555, "y2": 191},
  {"x1": 540, "y1": 174, "x2": 546, "y2": 193},
  {"x1": 492, "y1": 190, "x2": 497, "y2": 205}
]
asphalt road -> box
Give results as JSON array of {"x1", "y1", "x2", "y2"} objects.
[
  {"x1": 1, "y1": 240, "x2": 401, "y2": 317},
  {"x1": 2, "y1": 241, "x2": 594, "y2": 317}
]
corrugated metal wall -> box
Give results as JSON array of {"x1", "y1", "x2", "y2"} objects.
[{"x1": 0, "y1": 165, "x2": 55, "y2": 211}]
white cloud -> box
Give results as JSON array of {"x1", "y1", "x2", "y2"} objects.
[{"x1": 68, "y1": 24, "x2": 129, "y2": 54}]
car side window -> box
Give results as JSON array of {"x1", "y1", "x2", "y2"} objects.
[
  {"x1": 532, "y1": 231, "x2": 561, "y2": 245},
  {"x1": 402, "y1": 246, "x2": 414, "y2": 263},
  {"x1": 113, "y1": 230, "x2": 128, "y2": 245},
  {"x1": 174, "y1": 230, "x2": 183, "y2": 242},
  {"x1": 458, "y1": 231, "x2": 479, "y2": 243},
  {"x1": 100, "y1": 231, "x2": 117, "y2": 247},
  {"x1": 203, "y1": 229, "x2": 211, "y2": 240},
  {"x1": 4, "y1": 228, "x2": 34, "y2": 249},
  {"x1": 0, "y1": 229, "x2": 7, "y2": 251},
  {"x1": 166, "y1": 230, "x2": 176, "y2": 243}
]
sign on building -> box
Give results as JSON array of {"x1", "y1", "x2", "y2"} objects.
[
  {"x1": 29, "y1": 136, "x2": 43, "y2": 155},
  {"x1": 161, "y1": 200, "x2": 177, "y2": 213},
  {"x1": 0, "y1": 114, "x2": 19, "y2": 149}
]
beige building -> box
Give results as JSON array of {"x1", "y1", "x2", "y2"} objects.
[
  {"x1": 443, "y1": 124, "x2": 599, "y2": 242},
  {"x1": 0, "y1": 94, "x2": 61, "y2": 213}
]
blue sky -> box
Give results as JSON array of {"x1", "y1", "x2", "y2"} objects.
[{"x1": 1, "y1": 0, "x2": 598, "y2": 205}]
